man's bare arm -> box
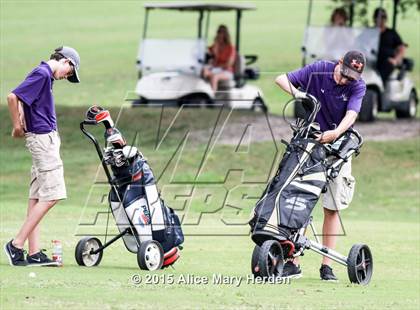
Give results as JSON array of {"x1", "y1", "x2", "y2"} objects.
[
  {"x1": 275, "y1": 74, "x2": 306, "y2": 98},
  {"x1": 7, "y1": 93, "x2": 25, "y2": 138},
  {"x1": 317, "y1": 110, "x2": 358, "y2": 143},
  {"x1": 335, "y1": 110, "x2": 358, "y2": 135},
  {"x1": 275, "y1": 74, "x2": 296, "y2": 95}
]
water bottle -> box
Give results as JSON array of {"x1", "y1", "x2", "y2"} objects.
[{"x1": 52, "y1": 240, "x2": 63, "y2": 266}]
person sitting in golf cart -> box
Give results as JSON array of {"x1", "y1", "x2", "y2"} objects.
[
  {"x1": 324, "y1": 7, "x2": 350, "y2": 60},
  {"x1": 374, "y1": 7, "x2": 407, "y2": 84},
  {"x1": 202, "y1": 25, "x2": 236, "y2": 91},
  {"x1": 330, "y1": 7, "x2": 348, "y2": 27}
]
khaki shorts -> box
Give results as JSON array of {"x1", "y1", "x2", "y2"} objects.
[
  {"x1": 25, "y1": 131, "x2": 67, "y2": 201},
  {"x1": 322, "y1": 159, "x2": 355, "y2": 211}
]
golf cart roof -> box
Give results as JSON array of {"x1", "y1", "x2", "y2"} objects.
[{"x1": 144, "y1": 2, "x2": 256, "y2": 11}]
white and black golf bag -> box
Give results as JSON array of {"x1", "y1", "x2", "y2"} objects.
[
  {"x1": 108, "y1": 152, "x2": 184, "y2": 255},
  {"x1": 249, "y1": 94, "x2": 361, "y2": 246},
  {"x1": 86, "y1": 106, "x2": 184, "y2": 266},
  {"x1": 249, "y1": 136, "x2": 328, "y2": 245}
]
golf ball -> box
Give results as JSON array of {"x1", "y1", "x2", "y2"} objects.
[{"x1": 28, "y1": 272, "x2": 36, "y2": 278}]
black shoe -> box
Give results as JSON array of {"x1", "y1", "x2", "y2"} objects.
[
  {"x1": 281, "y1": 261, "x2": 302, "y2": 279},
  {"x1": 320, "y1": 264, "x2": 338, "y2": 282},
  {"x1": 4, "y1": 240, "x2": 27, "y2": 266},
  {"x1": 27, "y1": 250, "x2": 59, "y2": 267}
]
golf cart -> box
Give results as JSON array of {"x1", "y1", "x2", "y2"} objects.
[
  {"x1": 297, "y1": 0, "x2": 417, "y2": 121},
  {"x1": 134, "y1": 3, "x2": 267, "y2": 111}
]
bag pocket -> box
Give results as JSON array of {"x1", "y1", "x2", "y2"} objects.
[
  {"x1": 170, "y1": 211, "x2": 184, "y2": 247},
  {"x1": 340, "y1": 175, "x2": 355, "y2": 206}
]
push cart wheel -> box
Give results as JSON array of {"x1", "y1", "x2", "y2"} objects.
[
  {"x1": 75, "y1": 237, "x2": 103, "y2": 267},
  {"x1": 251, "y1": 245, "x2": 262, "y2": 278},
  {"x1": 137, "y1": 240, "x2": 164, "y2": 271},
  {"x1": 258, "y1": 240, "x2": 284, "y2": 279},
  {"x1": 347, "y1": 244, "x2": 373, "y2": 285}
]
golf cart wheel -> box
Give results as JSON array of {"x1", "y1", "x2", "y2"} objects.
[
  {"x1": 132, "y1": 97, "x2": 148, "y2": 107},
  {"x1": 258, "y1": 240, "x2": 284, "y2": 279},
  {"x1": 396, "y1": 90, "x2": 417, "y2": 119},
  {"x1": 347, "y1": 244, "x2": 373, "y2": 285},
  {"x1": 359, "y1": 89, "x2": 378, "y2": 122},
  {"x1": 137, "y1": 240, "x2": 164, "y2": 271},
  {"x1": 251, "y1": 245, "x2": 262, "y2": 278},
  {"x1": 75, "y1": 237, "x2": 103, "y2": 267},
  {"x1": 252, "y1": 97, "x2": 268, "y2": 113},
  {"x1": 179, "y1": 94, "x2": 210, "y2": 108}
]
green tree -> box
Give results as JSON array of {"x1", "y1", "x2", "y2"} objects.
[{"x1": 331, "y1": 0, "x2": 420, "y2": 26}]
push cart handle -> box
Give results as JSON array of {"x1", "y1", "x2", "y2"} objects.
[
  {"x1": 79, "y1": 120, "x2": 98, "y2": 135},
  {"x1": 80, "y1": 120, "x2": 114, "y2": 185},
  {"x1": 326, "y1": 128, "x2": 364, "y2": 177},
  {"x1": 346, "y1": 128, "x2": 364, "y2": 149},
  {"x1": 81, "y1": 119, "x2": 97, "y2": 126},
  {"x1": 80, "y1": 121, "x2": 102, "y2": 159}
]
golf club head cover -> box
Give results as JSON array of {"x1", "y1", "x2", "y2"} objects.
[
  {"x1": 105, "y1": 127, "x2": 126, "y2": 149},
  {"x1": 86, "y1": 105, "x2": 114, "y2": 128},
  {"x1": 122, "y1": 145, "x2": 139, "y2": 159}
]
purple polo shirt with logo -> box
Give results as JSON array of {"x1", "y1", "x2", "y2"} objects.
[
  {"x1": 287, "y1": 60, "x2": 366, "y2": 131},
  {"x1": 12, "y1": 61, "x2": 57, "y2": 134}
]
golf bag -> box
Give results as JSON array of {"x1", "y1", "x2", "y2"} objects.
[
  {"x1": 249, "y1": 137, "x2": 328, "y2": 245},
  {"x1": 249, "y1": 95, "x2": 334, "y2": 245},
  {"x1": 86, "y1": 106, "x2": 184, "y2": 266},
  {"x1": 108, "y1": 153, "x2": 184, "y2": 254}
]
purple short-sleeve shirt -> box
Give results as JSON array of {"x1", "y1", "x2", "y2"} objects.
[
  {"x1": 287, "y1": 60, "x2": 366, "y2": 131},
  {"x1": 12, "y1": 61, "x2": 57, "y2": 134}
]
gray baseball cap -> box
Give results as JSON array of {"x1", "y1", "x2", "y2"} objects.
[{"x1": 54, "y1": 46, "x2": 80, "y2": 83}]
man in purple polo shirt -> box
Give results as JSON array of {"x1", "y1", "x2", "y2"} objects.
[
  {"x1": 5, "y1": 46, "x2": 80, "y2": 266},
  {"x1": 275, "y1": 50, "x2": 366, "y2": 281}
]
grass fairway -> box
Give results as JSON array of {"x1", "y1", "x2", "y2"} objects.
[
  {"x1": 1, "y1": 221, "x2": 418, "y2": 309},
  {"x1": 1, "y1": 106, "x2": 419, "y2": 309},
  {"x1": 1, "y1": 0, "x2": 419, "y2": 115}
]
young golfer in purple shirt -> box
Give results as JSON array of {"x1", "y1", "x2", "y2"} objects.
[
  {"x1": 5, "y1": 46, "x2": 80, "y2": 266},
  {"x1": 275, "y1": 50, "x2": 366, "y2": 281}
]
